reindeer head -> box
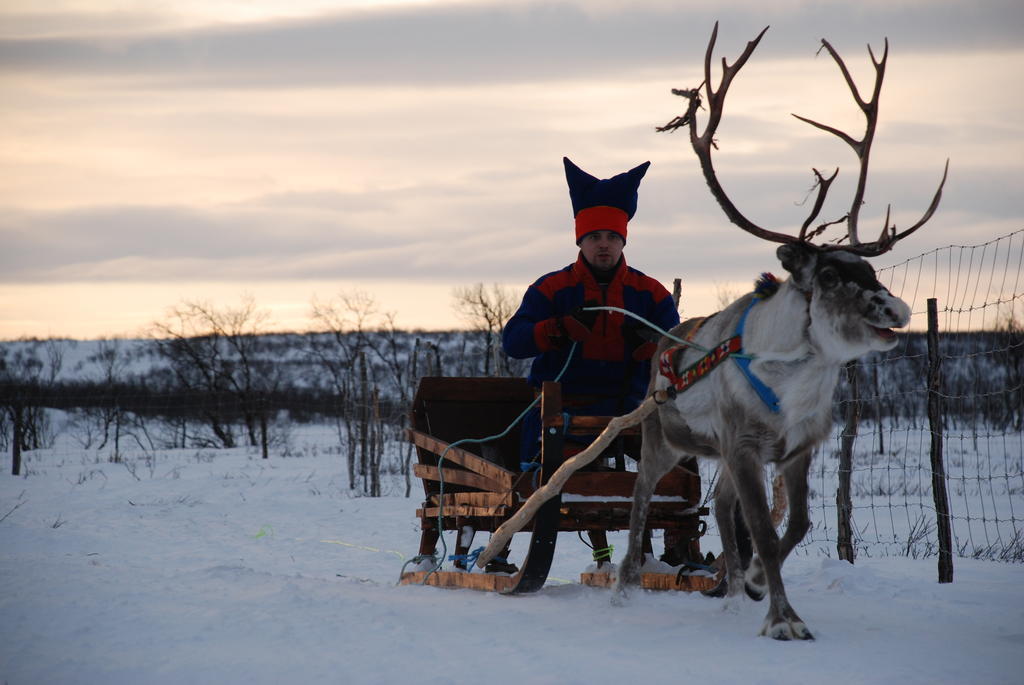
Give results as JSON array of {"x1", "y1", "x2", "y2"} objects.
[{"x1": 778, "y1": 243, "x2": 910, "y2": 359}]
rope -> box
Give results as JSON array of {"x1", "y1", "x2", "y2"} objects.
[
  {"x1": 584, "y1": 304, "x2": 755, "y2": 361},
  {"x1": 584, "y1": 305, "x2": 712, "y2": 354},
  {"x1": 448, "y1": 546, "x2": 484, "y2": 570},
  {"x1": 576, "y1": 531, "x2": 615, "y2": 562}
]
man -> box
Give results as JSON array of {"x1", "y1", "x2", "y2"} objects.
[{"x1": 498, "y1": 157, "x2": 680, "y2": 572}]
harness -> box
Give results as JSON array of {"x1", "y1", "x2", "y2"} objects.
[{"x1": 658, "y1": 273, "x2": 782, "y2": 413}]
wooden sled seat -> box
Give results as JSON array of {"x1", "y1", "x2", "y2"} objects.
[{"x1": 400, "y1": 376, "x2": 712, "y2": 592}]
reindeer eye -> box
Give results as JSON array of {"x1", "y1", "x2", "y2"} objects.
[{"x1": 819, "y1": 267, "x2": 840, "y2": 289}]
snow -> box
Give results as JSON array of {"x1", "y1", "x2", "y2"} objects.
[{"x1": 2, "y1": 432, "x2": 1023, "y2": 685}]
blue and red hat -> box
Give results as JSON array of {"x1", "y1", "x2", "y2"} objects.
[{"x1": 564, "y1": 157, "x2": 650, "y2": 245}]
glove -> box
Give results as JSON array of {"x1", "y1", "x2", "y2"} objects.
[
  {"x1": 623, "y1": 322, "x2": 661, "y2": 361},
  {"x1": 533, "y1": 302, "x2": 599, "y2": 350},
  {"x1": 557, "y1": 303, "x2": 599, "y2": 343}
]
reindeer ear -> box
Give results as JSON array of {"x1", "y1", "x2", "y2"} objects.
[{"x1": 776, "y1": 244, "x2": 817, "y2": 289}]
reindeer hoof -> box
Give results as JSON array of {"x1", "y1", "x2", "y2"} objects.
[{"x1": 760, "y1": 617, "x2": 814, "y2": 641}]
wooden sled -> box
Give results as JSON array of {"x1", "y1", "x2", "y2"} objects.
[{"x1": 398, "y1": 377, "x2": 714, "y2": 593}]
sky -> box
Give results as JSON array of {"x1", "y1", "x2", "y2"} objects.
[{"x1": 1, "y1": 0, "x2": 1022, "y2": 339}]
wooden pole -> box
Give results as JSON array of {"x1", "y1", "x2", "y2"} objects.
[
  {"x1": 873, "y1": 363, "x2": 884, "y2": 455},
  {"x1": 260, "y1": 395, "x2": 269, "y2": 460},
  {"x1": 927, "y1": 298, "x2": 954, "y2": 583},
  {"x1": 836, "y1": 361, "x2": 859, "y2": 563},
  {"x1": 476, "y1": 389, "x2": 667, "y2": 568},
  {"x1": 11, "y1": 406, "x2": 22, "y2": 476}
]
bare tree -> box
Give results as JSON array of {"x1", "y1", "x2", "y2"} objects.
[
  {"x1": 150, "y1": 296, "x2": 280, "y2": 453},
  {"x1": 77, "y1": 340, "x2": 151, "y2": 460},
  {"x1": 309, "y1": 290, "x2": 378, "y2": 490},
  {"x1": 309, "y1": 291, "x2": 432, "y2": 496},
  {"x1": 0, "y1": 340, "x2": 63, "y2": 475},
  {"x1": 452, "y1": 283, "x2": 520, "y2": 376}
]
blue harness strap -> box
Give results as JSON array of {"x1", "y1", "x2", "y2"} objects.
[
  {"x1": 732, "y1": 295, "x2": 782, "y2": 414},
  {"x1": 656, "y1": 272, "x2": 782, "y2": 413}
]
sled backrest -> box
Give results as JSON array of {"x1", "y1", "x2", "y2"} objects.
[{"x1": 410, "y1": 376, "x2": 534, "y2": 472}]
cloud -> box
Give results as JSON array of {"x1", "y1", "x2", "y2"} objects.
[
  {"x1": 3, "y1": 146, "x2": 1012, "y2": 288},
  {"x1": 1, "y1": 1, "x2": 1021, "y2": 88},
  {"x1": 1, "y1": 0, "x2": 1021, "y2": 338}
]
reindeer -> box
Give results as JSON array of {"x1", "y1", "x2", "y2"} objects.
[{"x1": 613, "y1": 24, "x2": 948, "y2": 640}]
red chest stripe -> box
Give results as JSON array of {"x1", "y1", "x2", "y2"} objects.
[{"x1": 660, "y1": 336, "x2": 743, "y2": 393}]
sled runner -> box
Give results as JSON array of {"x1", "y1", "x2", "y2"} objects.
[{"x1": 398, "y1": 376, "x2": 715, "y2": 592}]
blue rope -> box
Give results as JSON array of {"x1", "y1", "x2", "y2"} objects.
[
  {"x1": 448, "y1": 546, "x2": 484, "y2": 571},
  {"x1": 519, "y1": 459, "x2": 542, "y2": 489}
]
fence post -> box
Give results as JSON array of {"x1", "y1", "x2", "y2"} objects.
[
  {"x1": 260, "y1": 394, "x2": 269, "y2": 460},
  {"x1": 11, "y1": 405, "x2": 23, "y2": 476},
  {"x1": 836, "y1": 361, "x2": 859, "y2": 563},
  {"x1": 927, "y1": 298, "x2": 954, "y2": 583}
]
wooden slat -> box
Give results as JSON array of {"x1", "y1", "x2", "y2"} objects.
[
  {"x1": 399, "y1": 570, "x2": 517, "y2": 592},
  {"x1": 561, "y1": 473, "x2": 694, "y2": 498},
  {"x1": 417, "y1": 505, "x2": 511, "y2": 518},
  {"x1": 406, "y1": 429, "x2": 515, "y2": 488},
  {"x1": 431, "y1": 492, "x2": 515, "y2": 507},
  {"x1": 562, "y1": 472, "x2": 635, "y2": 497},
  {"x1": 413, "y1": 464, "x2": 504, "y2": 492},
  {"x1": 642, "y1": 573, "x2": 719, "y2": 592},
  {"x1": 559, "y1": 501, "x2": 694, "y2": 514},
  {"x1": 554, "y1": 416, "x2": 642, "y2": 436},
  {"x1": 579, "y1": 571, "x2": 719, "y2": 592},
  {"x1": 660, "y1": 467, "x2": 702, "y2": 503},
  {"x1": 413, "y1": 376, "x2": 534, "y2": 404},
  {"x1": 556, "y1": 507, "x2": 700, "y2": 532}
]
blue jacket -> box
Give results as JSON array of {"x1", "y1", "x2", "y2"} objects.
[{"x1": 503, "y1": 254, "x2": 679, "y2": 410}]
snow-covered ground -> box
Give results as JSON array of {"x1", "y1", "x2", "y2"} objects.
[{"x1": 2, "y1": 429, "x2": 1023, "y2": 685}]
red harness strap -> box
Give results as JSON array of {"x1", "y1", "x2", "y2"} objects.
[{"x1": 659, "y1": 330, "x2": 743, "y2": 394}]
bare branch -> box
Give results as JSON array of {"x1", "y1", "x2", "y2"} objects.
[{"x1": 661, "y1": 23, "x2": 800, "y2": 246}]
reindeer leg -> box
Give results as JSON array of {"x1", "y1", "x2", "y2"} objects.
[
  {"x1": 614, "y1": 410, "x2": 678, "y2": 598},
  {"x1": 704, "y1": 477, "x2": 764, "y2": 600},
  {"x1": 705, "y1": 471, "x2": 747, "y2": 599},
  {"x1": 745, "y1": 450, "x2": 814, "y2": 596},
  {"x1": 726, "y1": 447, "x2": 813, "y2": 640},
  {"x1": 778, "y1": 450, "x2": 813, "y2": 561}
]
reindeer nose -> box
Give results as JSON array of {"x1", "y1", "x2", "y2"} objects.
[{"x1": 866, "y1": 291, "x2": 903, "y2": 324}]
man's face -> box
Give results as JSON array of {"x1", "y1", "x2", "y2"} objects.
[{"x1": 579, "y1": 230, "x2": 625, "y2": 270}]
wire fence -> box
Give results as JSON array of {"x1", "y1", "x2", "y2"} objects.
[{"x1": 790, "y1": 229, "x2": 1024, "y2": 562}]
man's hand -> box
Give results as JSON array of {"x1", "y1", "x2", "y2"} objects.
[
  {"x1": 558, "y1": 303, "x2": 599, "y2": 342},
  {"x1": 534, "y1": 302, "x2": 599, "y2": 350},
  {"x1": 623, "y1": 322, "x2": 661, "y2": 361}
]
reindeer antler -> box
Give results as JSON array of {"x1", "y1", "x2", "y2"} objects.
[{"x1": 659, "y1": 23, "x2": 948, "y2": 257}]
